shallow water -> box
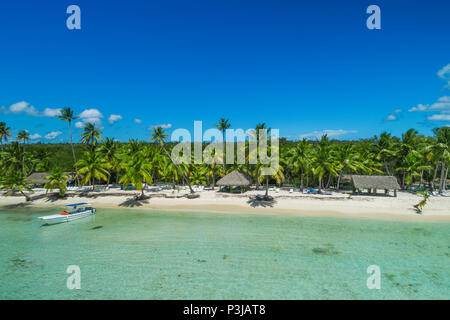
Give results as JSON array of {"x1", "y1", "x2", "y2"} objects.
[{"x1": 0, "y1": 208, "x2": 448, "y2": 299}]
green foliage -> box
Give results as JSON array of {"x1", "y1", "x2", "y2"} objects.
[
  {"x1": 414, "y1": 190, "x2": 431, "y2": 214},
  {"x1": 44, "y1": 167, "x2": 69, "y2": 196}
]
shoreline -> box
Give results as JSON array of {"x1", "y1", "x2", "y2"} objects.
[{"x1": 1, "y1": 188, "x2": 450, "y2": 222}]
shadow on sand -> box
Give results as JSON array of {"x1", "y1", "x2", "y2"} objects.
[
  {"x1": 119, "y1": 197, "x2": 150, "y2": 208},
  {"x1": 2, "y1": 201, "x2": 33, "y2": 209},
  {"x1": 247, "y1": 195, "x2": 277, "y2": 208}
]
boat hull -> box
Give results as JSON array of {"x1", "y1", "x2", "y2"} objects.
[{"x1": 39, "y1": 209, "x2": 96, "y2": 225}]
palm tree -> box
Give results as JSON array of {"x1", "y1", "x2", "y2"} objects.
[
  {"x1": 2, "y1": 142, "x2": 23, "y2": 173},
  {"x1": 120, "y1": 148, "x2": 153, "y2": 198},
  {"x1": 159, "y1": 156, "x2": 180, "y2": 189},
  {"x1": 0, "y1": 172, "x2": 33, "y2": 201},
  {"x1": 288, "y1": 138, "x2": 311, "y2": 191},
  {"x1": 311, "y1": 135, "x2": 338, "y2": 192},
  {"x1": 0, "y1": 122, "x2": 12, "y2": 151},
  {"x1": 215, "y1": 118, "x2": 231, "y2": 176},
  {"x1": 432, "y1": 127, "x2": 450, "y2": 194},
  {"x1": 334, "y1": 144, "x2": 366, "y2": 190},
  {"x1": 75, "y1": 150, "x2": 110, "y2": 190},
  {"x1": 190, "y1": 165, "x2": 207, "y2": 186},
  {"x1": 57, "y1": 107, "x2": 80, "y2": 184},
  {"x1": 395, "y1": 151, "x2": 431, "y2": 189},
  {"x1": 258, "y1": 155, "x2": 285, "y2": 198},
  {"x1": 17, "y1": 130, "x2": 29, "y2": 175},
  {"x1": 80, "y1": 122, "x2": 102, "y2": 150},
  {"x1": 248, "y1": 123, "x2": 271, "y2": 189},
  {"x1": 150, "y1": 127, "x2": 194, "y2": 193},
  {"x1": 97, "y1": 137, "x2": 121, "y2": 188},
  {"x1": 44, "y1": 167, "x2": 69, "y2": 197}
]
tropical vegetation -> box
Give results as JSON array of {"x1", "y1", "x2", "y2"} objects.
[{"x1": 0, "y1": 118, "x2": 449, "y2": 200}]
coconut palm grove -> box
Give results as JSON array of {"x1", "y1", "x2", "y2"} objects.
[{"x1": 0, "y1": 111, "x2": 449, "y2": 199}]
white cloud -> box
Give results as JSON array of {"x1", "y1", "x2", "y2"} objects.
[
  {"x1": 108, "y1": 114, "x2": 123, "y2": 124},
  {"x1": 429, "y1": 96, "x2": 450, "y2": 111},
  {"x1": 149, "y1": 123, "x2": 172, "y2": 129},
  {"x1": 134, "y1": 118, "x2": 142, "y2": 124},
  {"x1": 408, "y1": 104, "x2": 428, "y2": 112},
  {"x1": 78, "y1": 108, "x2": 104, "y2": 125},
  {"x1": 385, "y1": 109, "x2": 402, "y2": 121},
  {"x1": 0, "y1": 101, "x2": 61, "y2": 117},
  {"x1": 6, "y1": 101, "x2": 39, "y2": 116},
  {"x1": 437, "y1": 63, "x2": 450, "y2": 88},
  {"x1": 29, "y1": 133, "x2": 42, "y2": 140},
  {"x1": 75, "y1": 122, "x2": 84, "y2": 129},
  {"x1": 298, "y1": 129, "x2": 357, "y2": 139},
  {"x1": 42, "y1": 108, "x2": 61, "y2": 117},
  {"x1": 427, "y1": 114, "x2": 450, "y2": 121},
  {"x1": 408, "y1": 96, "x2": 450, "y2": 112},
  {"x1": 45, "y1": 131, "x2": 62, "y2": 140},
  {"x1": 386, "y1": 114, "x2": 397, "y2": 121}
]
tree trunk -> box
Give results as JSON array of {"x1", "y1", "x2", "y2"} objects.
[
  {"x1": 255, "y1": 166, "x2": 260, "y2": 190},
  {"x1": 431, "y1": 163, "x2": 439, "y2": 191},
  {"x1": 439, "y1": 161, "x2": 446, "y2": 195},
  {"x1": 22, "y1": 141, "x2": 26, "y2": 175},
  {"x1": 300, "y1": 168, "x2": 304, "y2": 191},
  {"x1": 68, "y1": 122, "x2": 80, "y2": 186},
  {"x1": 401, "y1": 172, "x2": 406, "y2": 190},
  {"x1": 444, "y1": 166, "x2": 449, "y2": 191},
  {"x1": 161, "y1": 145, "x2": 194, "y2": 193},
  {"x1": 212, "y1": 162, "x2": 216, "y2": 190},
  {"x1": 325, "y1": 172, "x2": 332, "y2": 189},
  {"x1": 20, "y1": 190, "x2": 30, "y2": 202},
  {"x1": 419, "y1": 170, "x2": 424, "y2": 188},
  {"x1": 384, "y1": 162, "x2": 391, "y2": 176},
  {"x1": 222, "y1": 131, "x2": 226, "y2": 176},
  {"x1": 265, "y1": 176, "x2": 269, "y2": 197},
  {"x1": 336, "y1": 171, "x2": 342, "y2": 190}
]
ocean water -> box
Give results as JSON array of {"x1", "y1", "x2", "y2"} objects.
[{"x1": 0, "y1": 207, "x2": 448, "y2": 299}]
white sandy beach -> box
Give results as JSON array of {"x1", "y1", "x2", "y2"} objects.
[{"x1": 1, "y1": 187, "x2": 449, "y2": 222}]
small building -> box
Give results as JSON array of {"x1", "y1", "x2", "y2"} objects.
[
  {"x1": 351, "y1": 175, "x2": 401, "y2": 197},
  {"x1": 217, "y1": 170, "x2": 251, "y2": 193},
  {"x1": 27, "y1": 172, "x2": 75, "y2": 187}
]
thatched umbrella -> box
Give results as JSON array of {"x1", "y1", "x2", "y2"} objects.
[{"x1": 217, "y1": 170, "x2": 251, "y2": 192}]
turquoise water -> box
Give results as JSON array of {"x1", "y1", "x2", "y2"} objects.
[{"x1": 0, "y1": 208, "x2": 448, "y2": 299}]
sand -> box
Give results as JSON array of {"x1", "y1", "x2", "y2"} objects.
[{"x1": 1, "y1": 187, "x2": 449, "y2": 222}]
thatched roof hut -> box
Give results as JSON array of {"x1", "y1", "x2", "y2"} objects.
[
  {"x1": 27, "y1": 172, "x2": 49, "y2": 186},
  {"x1": 27, "y1": 172, "x2": 75, "y2": 187},
  {"x1": 351, "y1": 175, "x2": 400, "y2": 196},
  {"x1": 217, "y1": 170, "x2": 251, "y2": 187}
]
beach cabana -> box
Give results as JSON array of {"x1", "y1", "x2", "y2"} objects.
[
  {"x1": 217, "y1": 170, "x2": 251, "y2": 193},
  {"x1": 27, "y1": 172, "x2": 75, "y2": 187},
  {"x1": 351, "y1": 175, "x2": 400, "y2": 197},
  {"x1": 27, "y1": 172, "x2": 49, "y2": 187}
]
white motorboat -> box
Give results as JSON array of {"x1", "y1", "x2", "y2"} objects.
[{"x1": 39, "y1": 203, "x2": 96, "y2": 225}]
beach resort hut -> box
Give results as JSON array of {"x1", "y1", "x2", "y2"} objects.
[
  {"x1": 217, "y1": 170, "x2": 251, "y2": 193},
  {"x1": 27, "y1": 172, "x2": 75, "y2": 188},
  {"x1": 350, "y1": 175, "x2": 401, "y2": 197},
  {"x1": 27, "y1": 172, "x2": 49, "y2": 187}
]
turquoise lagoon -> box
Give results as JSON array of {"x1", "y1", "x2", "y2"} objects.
[{"x1": 0, "y1": 207, "x2": 448, "y2": 299}]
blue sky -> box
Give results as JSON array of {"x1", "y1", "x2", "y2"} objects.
[{"x1": 0, "y1": 0, "x2": 449, "y2": 143}]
